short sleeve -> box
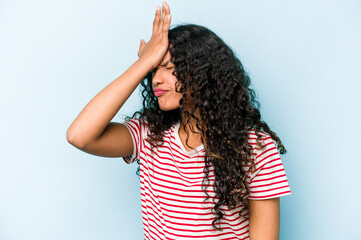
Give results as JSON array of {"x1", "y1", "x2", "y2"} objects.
[
  {"x1": 121, "y1": 118, "x2": 146, "y2": 164},
  {"x1": 248, "y1": 134, "x2": 292, "y2": 200}
]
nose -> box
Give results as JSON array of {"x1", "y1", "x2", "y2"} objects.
[{"x1": 152, "y1": 68, "x2": 165, "y2": 87}]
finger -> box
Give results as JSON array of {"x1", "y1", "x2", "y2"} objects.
[
  {"x1": 165, "y1": 2, "x2": 170, "y2": 17},
  {"x1": 159, "y1": 2, "x2": 167, "y2": 31},
  {"x1": 162, "y1": 14, "x2": 171, "y2": 33},
  {"x1": 138, "y1": 39, "x2": 146, "y2": 57},
  {"x1": 161, "y1": 2, "x2": 169, "y2": 25},
  {"x1": 158, "y1": 3, "x2": 167, "y2": 34},
  {"x1": 152, "y1": 6, "x2": 161, "y2": 34}
]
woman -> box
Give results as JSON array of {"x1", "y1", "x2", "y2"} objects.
[{"x1": 67, "y1": 2, "x2": 291, "y2": 239}]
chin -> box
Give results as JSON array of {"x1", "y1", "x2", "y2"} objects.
[{"x1": 159, "y1": 105, "x2": 179, "y2": 111}]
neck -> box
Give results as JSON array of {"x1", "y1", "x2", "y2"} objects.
[
  {"x1": 178, "y1": 101, "x2": 206, "y2": 135},
  {"x1": 179, "y1": 112, "x2": 204, "y2": 136}
]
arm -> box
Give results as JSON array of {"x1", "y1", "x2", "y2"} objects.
[
  {"x1": 249, "y1": 198, "x2": 280, "y2": 240},
  {"x1": 66, "y1": 57, "x2": 152, "y2": 154},
  {"x1": 66, "y1": 2, "x2": 172, "y2": 156}
]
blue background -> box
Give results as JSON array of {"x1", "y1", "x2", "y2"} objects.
[{"x1": 1, "y1": 0, "x2": 360, "y2": 239}]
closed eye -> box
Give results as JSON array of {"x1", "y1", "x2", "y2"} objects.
[
  {"x1": 150, "y1": 68, "x2": 157, "y2": 78},
  {"x1": 150, "y1": 66, "x2": 174, "y2": 77}
]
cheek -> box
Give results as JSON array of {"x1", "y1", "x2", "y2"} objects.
[
  {"x1": 168, "y1": 91, "x2": 182, "y2": 104},
  {"x1": 174, "y1": 92, "x2": 182, "y2": 103},
  {"x1": 157, "y1": 91, "x2": 182, "y2": 110}
]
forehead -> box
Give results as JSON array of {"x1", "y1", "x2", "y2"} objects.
[{"x1": 160, "y1": 51, "x2": 172, "y2": 65}]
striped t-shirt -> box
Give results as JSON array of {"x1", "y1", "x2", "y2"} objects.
[{"x1": 122, "y1": 118, "x2": 291, "y2": 240}]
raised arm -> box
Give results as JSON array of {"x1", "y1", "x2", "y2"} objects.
[{"x1": 66, "y1": 2, "x2": 172, "y2": 157}]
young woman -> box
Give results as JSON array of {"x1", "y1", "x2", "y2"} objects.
[{"x1": 67, "y1": 2, "x2": 291, "y2": 239}]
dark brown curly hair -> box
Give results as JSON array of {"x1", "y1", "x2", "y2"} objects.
[{"x1": 125, "y1": 24, "x2": 287, "y2": 231}]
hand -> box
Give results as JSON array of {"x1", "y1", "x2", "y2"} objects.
[{"x1": 137, "y1": 1, "x2": 172, "y2": 69}]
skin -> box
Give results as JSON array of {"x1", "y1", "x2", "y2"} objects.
[
  {"x1": 249, "y1": 198, "x2": 280, "y2": 240},
  {"x1": 151, "y1": 51, "x2": 181, "y2": 112},
  {"x1": 67, "y1": 1, "x2": 281, "y2": 239}
]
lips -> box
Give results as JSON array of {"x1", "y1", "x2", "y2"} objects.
[{"x1": 153, "y1": 88, "x2": 168, "y2": 97}]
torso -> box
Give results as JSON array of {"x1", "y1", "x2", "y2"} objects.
[
  {"x1": 123, "y1": 118, "x2": 291, "y2": 240},
  {"x1": 141, "y1": 120, "x2": 249, "y2": 239}
]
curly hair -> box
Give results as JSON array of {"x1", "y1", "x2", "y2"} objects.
[{"x1": 125, "y1": 24, "x2": 287, "y2": 231}]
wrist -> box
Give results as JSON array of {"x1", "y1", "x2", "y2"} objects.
[{"x1": 137, "y1": 55, "x2": 158, "y2": 70}]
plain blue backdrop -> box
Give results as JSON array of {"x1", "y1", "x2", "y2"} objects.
[{"x1": 0, "y1": 0, "x2": 360, "y2": 239}]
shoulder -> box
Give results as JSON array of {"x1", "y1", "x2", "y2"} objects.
[
  {"x1": 123, "y1": 118, "x2": 149, "y2": 130},
  {"x1": 247, "y1": 128, "x2": 279, "y2": 162},
  {"x1": 122, "y1": 118, "x2": 150, "y2": 138},
  {"x1": 245, "y1": 129, "x2": 291, "y2": 199},
  {"x1": 248, "y1": 128, "x2": 274, "y2": 149},
  {"x1": 124, "y1": 118, "x2": 148, "y2": 125}
]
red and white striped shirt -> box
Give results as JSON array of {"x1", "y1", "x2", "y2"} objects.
[{"x1": 123, "y1": 118, "x2": 291, "y2": 240}]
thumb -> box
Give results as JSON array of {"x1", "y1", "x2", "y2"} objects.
[{"x1": 138, "y1": 39, "x2": 146, "y2": 58}]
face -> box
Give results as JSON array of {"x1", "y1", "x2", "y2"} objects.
[{"x1": 152, "y1": 51, "x2": 183, "y2": 111}]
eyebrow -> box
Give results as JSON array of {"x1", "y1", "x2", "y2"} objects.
[{"x1": 159, "y1": 60, "x2": 170, "y2": 67}]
